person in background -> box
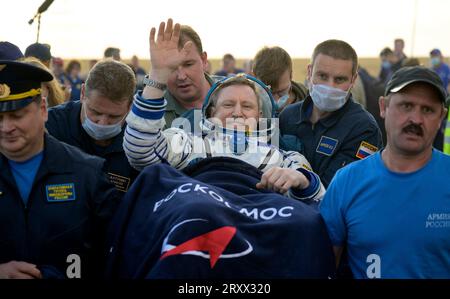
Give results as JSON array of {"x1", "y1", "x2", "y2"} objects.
[
  {"x1": 378, "y1": 47, "x2": 401, "y2": 86},
  {"x1": 65, "y1": 60, "x2": 83, "y2": 102},
  {"x1": 394, "y1": 38, "x2": 407, "y2": 64},
  {"x1": 51, "y1": 57, "x2": 72, "y2": 102},
  {"x1": 130, "y1": 55, "x2": 147, "y2": 90},
  {"x1": 243, "y1": 59, "x2": 253, "y2": 75},
  {"x1": 104, "y1": 47, "x2": 121, "y2": 61},
  {"x1": 253, "y1": 46, "x2": 308, "y2": 114},
  {"x1": 402, "y1": 57, "x2": 421, "y2": 67},
  {"x1": 279, "y1": 39, "x2": 382, "y2": 188},
  {"x1": 0, "y1": 41, "x2": 23, "y2": 60},
  {"x1": 141, "y1": 18, "x2": 221, "y2": 129},
  {"x1": 46, "y1": 59, "x2": 139, "y2": 195},
  {"x1": 429, "y1": 49, "x2": 450, "y2": 151},
  {"x1": 214, "y1": 53, "x2": 244, "y2": 77},
  {"x1": 51, "y1": 57, "x2": 66, "y2": 84},
  {"x1": 429, "y1": 49, "x2": 450, "y2": 92},
  {"x1": 21, "y1": 57, "x2": 65, "y2": 107},
  {"x1": 24, "y1": 43, "x2": 52, "y2": 68}
]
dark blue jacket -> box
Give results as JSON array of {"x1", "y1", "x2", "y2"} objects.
[
  {"x1": 105, "y1": 157, "x2": 335, "y2": 279},
  {"x1": 279, "y1": 96, "x2": 382, "y2": 188},
  {"x1": 0, "y1": 134, "x2": 119, "y2": 278},
  {"x1": 46, "y1": 101, "x2": 139, "y2": 194}
]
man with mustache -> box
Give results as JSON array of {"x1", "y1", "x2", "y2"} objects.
[{"x1": 320, "y1": 66, "x2": 450, "y2": 278}]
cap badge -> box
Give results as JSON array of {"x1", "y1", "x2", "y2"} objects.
[{"x1": 0, "y1": 84, "x2": 11, "y2": 99}]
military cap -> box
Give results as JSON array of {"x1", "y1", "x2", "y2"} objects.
[{"x1": 0, "y1": 60, "x2": 53, "y2": 112}]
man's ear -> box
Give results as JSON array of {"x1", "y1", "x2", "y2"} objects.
[
  {"x1": 440, "y1": 106, "x2": 448, "y2": 123},
  {"x1": 201, "y1": 51, "x2": 208, "y2": 72},
  {"x1": 379, "y1": 96, "x2": 387, "y2": 119},
  {"x1": 40, "y1": 96, "x2": 48, "y2": 122},
  {"x1": 307, "y1": 64, "x2": 312, "y2": 82},
  {"x1": 80, "y1": 83, "x2": 86, "y2": 102}
]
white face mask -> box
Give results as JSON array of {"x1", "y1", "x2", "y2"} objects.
[
  {"x1": 81, "y1": 104, "x2": 125, "y2": 140},
  {"x1": 309, "y1": 83, "x2": 351, "y2": 112}
]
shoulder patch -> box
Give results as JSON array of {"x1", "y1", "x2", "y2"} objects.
[
  {"x1": 46, "y1": 183, "x2": 76, "y2": 202},
  {"x1": 316, "y1": 136, "x2": 338, "y2": 156},
  {"x1": 356, "y1": 141, "x2": 378, "y2": 159}
]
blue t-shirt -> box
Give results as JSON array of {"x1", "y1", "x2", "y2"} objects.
[
  {"x1": 320, "y1": 150, "x2": 450, "y2": 278},
  {"x1": 8, "y1": 152, "x2": 44, "y2": 206}
]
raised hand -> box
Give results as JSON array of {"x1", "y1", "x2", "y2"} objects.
[{"x1": 149, "y1": 18, "x2": 193, "y2": 84}]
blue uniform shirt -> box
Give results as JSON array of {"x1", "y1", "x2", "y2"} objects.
[
  {"x1": 279, "y1": 96, "x2": 382, "y2": 187},
  {"x1": 8, "y1": 151, "x2": 43, "y2": 206},
  {"x1": 320, "y1": 150, "x2": 450, "y2": 278},
  {"x1": 46, "y1": 101, "x2": 139, "y2": 193}
]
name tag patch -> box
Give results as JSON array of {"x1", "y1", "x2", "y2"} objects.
[
  {"x1": 356, "y1": 141, "x2": 378, "y2": 159},
  {"x1": 108, "y1": 173, "x2": 131, "y2": 192},
  {"x1": 46, "y1": 183, "x2": 76, "y2": 202},
  {"x1": 316, "y1": 136, "x2": 338, "y2": 156}
]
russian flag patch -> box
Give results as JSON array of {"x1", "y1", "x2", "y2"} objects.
[{"x1": 356, "y1": 141, "x2": 378, "y2": 159}]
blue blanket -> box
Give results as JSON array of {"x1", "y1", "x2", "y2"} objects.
[{"x1": 105, "y1": 157, "x2": 335, "y2": 279}]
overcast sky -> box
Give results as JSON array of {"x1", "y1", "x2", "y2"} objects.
[{"x1": 3, "y1": 0, "x2": 449, "y2": 59}]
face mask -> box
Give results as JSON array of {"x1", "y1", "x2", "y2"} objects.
[
  {"x1": 382, "y1": 61, "x2": 391, "y2": 69},
  {"x1": 275, "y1": 94, "x2": 290, "y2": 110},
  {"x1": 310, "y1": 83, "x2": 350, "y2": 112},
  {"x1": 431, "y1": 57, "x2": 441, "y2": 67},
  {"x1": 81, "y1": 104, "x2": 125, "y2": 140}
]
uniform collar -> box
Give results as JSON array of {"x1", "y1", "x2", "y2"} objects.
[
  {"x1": 68, "y1": 101, "x2": 84, "y2": 144},
  {"x1": 40, "y1": 133, "x2": 74, "y2": 174},
  {"x1": 164, "y1": 90, "x2": 186, "y2": 115},
  {"x1": 297, "y1": 95, "x2": 354, "y2": 128},
  {"x1": 0, "y1": 154, "x2": 16, "y2": 187}
]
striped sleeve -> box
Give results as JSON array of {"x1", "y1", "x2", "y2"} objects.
[
  {"x1": 123, "y1": 92, "x2": 194, "y2": 171},
  {"x1": 280, "y1": 150, "x2": 326, "y2": 204}
]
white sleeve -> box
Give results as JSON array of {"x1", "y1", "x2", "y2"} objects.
[
  {"x1": 280, "y1": 150, "x2": 326, "y2": 203},
  {"x1": 123, "y1": 92, "x2": 195, "y2": 171}
]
